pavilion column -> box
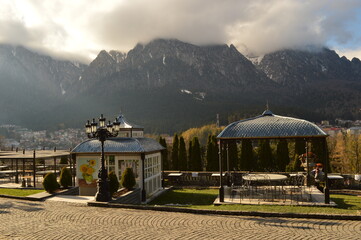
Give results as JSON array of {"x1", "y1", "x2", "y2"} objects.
[
  {"x1": 54, "y1": 157, "x2": 57, "y2": 175},
  {"x1": 305, "y1": 139, "x2": 311, "y2": 187},
  {"x1": 69, "y1": 155, "x2": 73, "y2": 186},
  {"x1": 218, "y1": 139, "x2": 224, "y2": 202},
  {"x1": 226, "y1": 143, "x2": 231, "y2": 187},
  {"x1": 141, "y1": 153, "x2": 146, "y2": 202},
  {"x1": 15, "y1": 159, "x2": 19, "y2": 184},
  {"x1": 72, "y1": 154, "x2": 76, "y2": 186},
  {"x1": 161, "y1": 149, "x2": 165, "y2": 189},
  {"x1": 22, "y1": 158, "x2": 26, "y2": 187},
  {"x1": 33, "y1": 150, "x2": 36, "y2": 188},
  {"x1": 323, "y1": 138, "x2": 330, "y2": 204}
]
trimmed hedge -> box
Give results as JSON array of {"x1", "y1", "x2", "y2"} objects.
[
  {"x1": 59, "y1": 167, "x2": 72, "y2": 188},
  {"x1": 120, "y1": 168, "x2": 136, "y2": 190},
  {"x1": 43, "y1": 172, "x2": 59, "y2": 193},
  {"x1": 108, "y1": 171, "x2": 120, "y2": 197}
]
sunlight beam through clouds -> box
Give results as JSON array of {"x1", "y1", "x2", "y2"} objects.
[{"x1": 0, "y1": 0, "x2": 360, "y2": 63}]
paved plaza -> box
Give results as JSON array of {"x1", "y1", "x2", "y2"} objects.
[{"x1": 0, "y1": 198, "x2": 360, "y2": 239}]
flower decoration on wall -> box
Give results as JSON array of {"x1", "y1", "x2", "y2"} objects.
[{"x1": 80, "y1": 159, "x2": 97, "y2": 184}]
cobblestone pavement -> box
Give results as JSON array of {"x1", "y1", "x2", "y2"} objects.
[{"x1": 0, "y1": 198, "x2": 360, "y2": 240}]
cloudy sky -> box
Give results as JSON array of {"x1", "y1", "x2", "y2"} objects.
[{"x1": 0, "y1": 0, "x2": 360, "y2": 63}]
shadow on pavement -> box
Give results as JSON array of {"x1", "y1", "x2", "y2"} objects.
[
  {"x1": 238, "y1": 216, "x2": 341, "y2": 229},
  {"x1": 0, "y1": 200, "x2": 44, "y2": 213}
]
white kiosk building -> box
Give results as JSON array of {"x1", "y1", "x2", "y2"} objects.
[{"x1": 72, "y1": 113, "x2": 164, "y2": 202}]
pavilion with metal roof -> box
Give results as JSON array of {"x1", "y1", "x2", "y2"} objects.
[
  {"x1": 72, "y1": 137, "x2": 164, "y2": 154},
  {"x1": 72, "y1": 136, "x2": 164, "y2": 201},
  {"x1": 0, "y1": 149, "x2": 72, "y2": 188},
  {"x1": 216, "y1": 110, "x2": 330, "y2": 204}
]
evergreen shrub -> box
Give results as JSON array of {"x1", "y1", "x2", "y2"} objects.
[
  {"x1": 43, "y1": 173, "x2": 59, "y2": 193},
  {"x1": 120, "y1": 168, "x2": 136, "y2": 190},
  {"x1": 59, "y1": 166, "x2": 72, "y2": 188},
  {"x1": 108, "y1": 171, "x2": 120, "y2": 196},
  {"x1": 59, "y1": 156, "x2": 68, "y2": 165}
]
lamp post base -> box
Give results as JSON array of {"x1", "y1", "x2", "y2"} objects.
[
  {"x1": 219, "y1": 186, "x2": 224, "y2": 202},
  {"x1": 95, "y1": 178, "x2": 111, "y2": 202}
]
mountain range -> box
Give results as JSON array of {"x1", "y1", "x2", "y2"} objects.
[{"x1": 0, "y1": 39, "x2": 360, "y2": 133}]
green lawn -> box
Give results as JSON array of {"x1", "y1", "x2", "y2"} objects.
[
  {"x1": 0, "y1": 188, "x2": 44, "y2": 197},
  {"x1": 149, "y1": 188, "x2": 361, "y2": 215}
]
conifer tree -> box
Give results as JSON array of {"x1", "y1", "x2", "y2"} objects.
[
  {"x1": 190, "y1": 137, "x2": 202, "y2": 171},
  {"x1": 276, "y1": 139, "x2": 290, "y2": 171},
  {"x1": 43, "y1": 173, "x2": 59, "y2": 193},
  {"x1": 108, "y1": 171, "x2": 119, "y2": 196},
  {"x1": 59, "y1": 166, "x2": 72, "y2": 188},
  {"x1": 178, "y1": 136, "x2": 187, "y2": 171},
  {"x1": 257, "y1": 139, "x2": 274, "y2": 171},
  {"x1": 206, "y1": 135, "x2": 218, "y2": 171},
  {"x1": 294, "y1": 139, "x2": 306, "y2": 156},
  {"x1": 311, "y1": 138, "x2": 330, "y2": 172},
  {"x1": 227, "y1": 141, "x2": 239, "y2": 171},
  {"x1": 120, "y1": 168, "x2": 136, "y2": 190},
  {"x1": 287, "y1": 154, "x2": 303, "y2": 172},
  {"x1": 288, "y1": 139, "x2": 307, "y2": 172},
  {"x1": 188, "y1": 139, "x2": 193, "y2": 170},
  {"x1": 239, "y1": 139, "x2": 253, "y2": 171},
  {"x1": 171, "y1": 134, "x2": 179, "y2": 170},
  {"x1": 159, "y1": 137, "x2": 169, "y2": 170}
]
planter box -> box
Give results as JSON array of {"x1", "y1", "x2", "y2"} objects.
[{"x1": 111, "y1": 188, "x2": 141, "y2": 204}]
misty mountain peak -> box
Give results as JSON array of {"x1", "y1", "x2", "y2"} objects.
[
  {"x1": 109, "y1": 50, "x2": 126, "y2": 63},
  {"x1": 257, "y1": 47, "x2": 361, "y2": 86},
  {"x1": 75, "y1": 38, "x2": 274, "y2": 93},
  {"x1": 91, "y1": 50, "x2": 116, "y2": 66}
]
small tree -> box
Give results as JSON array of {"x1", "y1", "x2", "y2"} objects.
[
  {"x1": 188, "y1": 139, "x2": 193, "y2": 171},
  {"x1": 257, "y1": 139, "x2": 274, "y2": 171},
  {"x1": 190, "y1": 137, "x2": 202, "y2": 171},
  {"x1": 120, "y1": 168, "x2": 136, "y2": 190},
  {"x1": 59, "y1": 166, "x2": 72, "y2": 188},
  {"x1": 286, "y1": 154, "x2": 303, "y2": 172},
  {"x1": 227, "y1": 140, "x2": 238, "y2": 170},
  {"x1": 159, "y1": 137, "x2": 169, "y2": 170},
  {"x1": 43, "y1": 172, "x2": 59, "y2": 193},
  {"x1": 276, "y1": 139, "x2": 290, "y2": 171},
  {"x1": 108, "y1": 171, "x2": 120, "y2": 196},
  {"x1": 60, "y1": 156, "x2": 68, "y2": 165},
  {"x1": 294, "y1": 139, "x2": 306, "y2": 156},
  {"x1": 206, "y1": 135, "x2": 218, "y2": 171},
  {"x1": 172, "y1": 134, "x2": 179, "y2": 170},
  {"x1": 240, "y1": 139, "x2": 254, "y2": 171},
  {"x1": 178, "y1": 136, "x2": 187, "y2": 170}
]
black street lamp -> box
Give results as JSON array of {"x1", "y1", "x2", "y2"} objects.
[{"x1": 85, "y1": 114, "x2": 121, "y2": 202}]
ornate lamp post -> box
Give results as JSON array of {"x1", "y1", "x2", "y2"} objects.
[{"x1": 85, "y1": 114, "x2": 121, "y2": 202}]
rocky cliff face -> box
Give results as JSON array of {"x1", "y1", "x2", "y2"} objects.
[
  {"x1": 1, "y1": 39, "x2": 361, "y2": 132},
  {"x1": 73, "y1": 39, "x2": 275, "y2": 95},
  {"x1": 0, "y1": 44, "x2": 86, "y2": 127},
  {"x1": 256, "y1": 48, "x2": 361, "y2": 87},
  {"x1": 0, "y1": 44, "x2": 85, "y2": 97}
]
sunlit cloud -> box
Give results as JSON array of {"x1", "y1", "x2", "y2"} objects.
[{"x1": 0, "y1": 0, "x2": 360, "y2": 63}]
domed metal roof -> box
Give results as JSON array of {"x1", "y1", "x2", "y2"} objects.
[
  {"x1": 72, "y1": 137, "x2": 164, "y2": 153},
  {"x1": 217, "y1": 110, "x2": 327, "y2": 139}
]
